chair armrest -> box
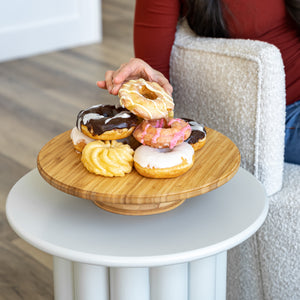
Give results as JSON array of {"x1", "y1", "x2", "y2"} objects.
[{"x1": 170, "y1": 20, "x2": 286, "y2": 196}]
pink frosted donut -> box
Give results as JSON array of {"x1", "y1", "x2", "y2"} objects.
[{"x1": 133, "y1": 118, "x2": 191, "y2": 149}]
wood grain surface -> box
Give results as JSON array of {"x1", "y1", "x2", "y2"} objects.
[
  {"x1": 1, "y1": 1, "x2": 136, "y2": 297},
  {"x1": 37, "y1": 128, "x2": 240, "y2": 215}
]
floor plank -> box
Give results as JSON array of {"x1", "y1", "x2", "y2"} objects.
[{"x1": 0, "y1": 0, "x2": 134, "y2": 298}]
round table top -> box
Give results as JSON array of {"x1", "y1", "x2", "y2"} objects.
[{"x1": 6, "y1": 168, "x2": 268, "y2": 267}]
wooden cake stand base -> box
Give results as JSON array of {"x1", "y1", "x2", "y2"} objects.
[
  {"x1": 37, "y1": 128, "x2": 240, "y2": 215},
  {"x1": 93, "y1": 199, "x2": 186, "y2": 216}
]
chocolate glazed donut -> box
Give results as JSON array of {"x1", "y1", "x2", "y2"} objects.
[
  {"x1": 77, "y1": 104, "x2": 139, "y2": 140},
  {"x1": 182, "y1": 118, "x2": 207, "y2": 151}
]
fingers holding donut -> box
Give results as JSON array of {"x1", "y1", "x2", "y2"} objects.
[
  {"x1": 115, "y1": 59, "x2": 173, "y2": 95},
  {"x1": 97, "y1": 58, "x2": 173, "y2": 96},
  {"x1": 145, "y1": 66, "x2": 173, "y2": 96},
  {"x1": 96, "y1": 70, "x2": 116, "y2": 94}
]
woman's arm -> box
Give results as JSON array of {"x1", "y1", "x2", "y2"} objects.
[{"x1": 134, "y1": 0, "x2": 181, "y2": 79}]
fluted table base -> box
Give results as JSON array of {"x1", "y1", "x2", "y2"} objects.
[{"x1": 54, "y1": 252, "x2": 226, "y2": 300}]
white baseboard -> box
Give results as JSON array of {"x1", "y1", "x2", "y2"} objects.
[{"x1": 0, "y1": 0, "x2": 102, "y2": 62}]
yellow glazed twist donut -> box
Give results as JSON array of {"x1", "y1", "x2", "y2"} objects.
[{"x1": 81, "y1": 140, "x2": 134, "y2": 177}]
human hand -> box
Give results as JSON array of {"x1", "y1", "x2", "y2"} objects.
[{"x1": 96, "y1": 58, "x2": 173, "y2": 96}]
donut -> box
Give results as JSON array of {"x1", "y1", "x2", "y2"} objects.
[
  {"x1": 81, "y1": 140, "x2": 134, "y2": 177},
  {"x1": 117, "y1": 135, "x2": 141, "y2": 150},
  {"x1": 133, "y1": 143, "x2": 194, "y2": 178},
  {"x1": 70, "y1": 126, "x2": 95, "y2": 152},
  {"x1": 76, "y1": 104, "x2": 139, "y2": 140},
  {"x1": 70, "y1": 126, "x2": 140, "y2": 152},
  {"x1": 133, "y1": 118, "x2": 191, "y2": 149},
  {"x1": 182, "y1": 118, "x2": 207, "y2": 151},
  {"x1": 118, "y1": 79, "x2": 174, "y2": 120}
]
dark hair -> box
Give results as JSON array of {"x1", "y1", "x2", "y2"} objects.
[
  {"x1": 285, "y1": 0, "x2": 300, "y2": 27},
  {"x1": 185, "y1": 0, "x2": 230, "y2": 37},
  {"x1": 185, "y1": 0, "x2": 299, "y2": 38}
]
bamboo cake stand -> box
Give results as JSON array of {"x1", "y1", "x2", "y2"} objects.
[{"x1": 37, "y1": 128, "x2": 240, "y2": 215}]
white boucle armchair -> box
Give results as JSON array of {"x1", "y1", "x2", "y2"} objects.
[{"x1": 170, "y1": 20, "x2": 300, "y2": 300}]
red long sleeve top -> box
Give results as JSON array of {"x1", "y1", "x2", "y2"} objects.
[{"x1": 134, "y1": 0, "x2": 300, "y2": 105}]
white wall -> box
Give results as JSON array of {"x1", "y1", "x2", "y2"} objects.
[{"x1": 0, "y1": 0, "x2": 102, "y2": 62}]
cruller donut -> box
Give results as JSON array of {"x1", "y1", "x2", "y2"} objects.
[
  {"x1": 133, "y1": 118, "x2": 191, "y2": 149},
  {"x1": 118, "y1": 79, "x2": 174, "y2": 120},
  {"x1": 76, "y1": 104, "x2": 139, "y2": 140},
  {"x1": 81, "y1": 140, "x2": 134, "y2": 177}
]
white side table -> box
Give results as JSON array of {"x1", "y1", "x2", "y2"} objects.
[{"x1": 6, "y1": 168, "x2": 268, "y2": 300}]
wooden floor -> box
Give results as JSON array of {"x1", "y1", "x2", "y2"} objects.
[{"x1": 0, "y1": 0, "x2": 135, "y2": 298}]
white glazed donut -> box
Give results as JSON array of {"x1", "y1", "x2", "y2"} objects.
[
  {"x1": 133, "y1": 142, "x2": 194, "y2": 178},
  {"x1": 70, "y1": 127, "x2": 95, "y2": 152}
]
